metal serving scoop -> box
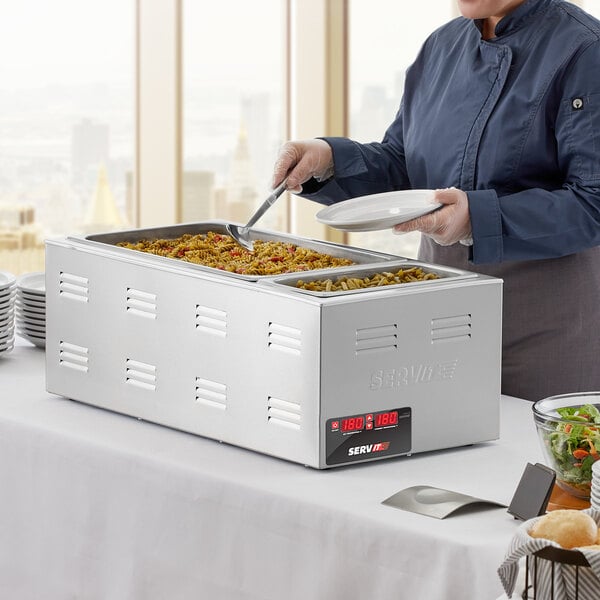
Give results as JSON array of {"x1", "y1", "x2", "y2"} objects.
[{"x1": 226, "y1": 181, "x2": 287, "y2": 251}]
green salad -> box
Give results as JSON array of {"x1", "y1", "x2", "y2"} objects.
[{"x1": 544, "y1": 403, "x2": 600, "y2": 495}]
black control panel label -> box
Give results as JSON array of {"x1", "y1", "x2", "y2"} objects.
[{"x1": 325, "y1": 407, "x2": 411, "y2": 466}]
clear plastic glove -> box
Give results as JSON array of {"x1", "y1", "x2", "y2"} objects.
[
  {"x1": 392, "y1": 187, "x2": 472, "y2": 246},
  {"x1": 272, "y1": 139, "x2": 334, "y2": 193}
]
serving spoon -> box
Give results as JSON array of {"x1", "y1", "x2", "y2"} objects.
[{"x1": 226, "y1": 180, "x2": 287, "y2": 251}]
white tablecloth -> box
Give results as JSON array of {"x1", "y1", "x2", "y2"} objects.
[{"x1": 0, "y1": 338, "x2": 542, "y2": 600}]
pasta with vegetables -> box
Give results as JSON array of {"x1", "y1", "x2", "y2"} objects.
[{"x1": 116, "y1": 231, "x2": 354, "y2": 275}]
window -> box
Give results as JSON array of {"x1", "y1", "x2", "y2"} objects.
[
  {"x1": 582, "y1": 0, "x2": 600, "y2": 18},
  {"x1": 0, "y1": 0, "x2": 134, "y2": 275},
  {"x1": 346, "y1": 1, "x2": 453, "y2": 258},
  {"x1": 182, "y1": 0, "x2": 286, "y2": 232}
]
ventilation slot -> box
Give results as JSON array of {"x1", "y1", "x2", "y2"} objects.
[
  {"x1": 431, "y1": 314, "x2": 472, "y2": 344},
  {"x1": 196, "y1": 305, "x2": 227, "y2": 337},
  {"x1": 356, "y1": 324, "x2": 397, "y2": 354},
  {"x1": 195, "y1": 377, "x2": 227, "y2": 410},
  {"x1": 268, "y1": 322, "x2": 302, "y2": 355},
  {"x1": 126, "y1": 288, "x2": 157, "y2": 319},
  {"x1": 126, "y1": 358, "x2": 157, "y2": 391},
  {"x1": 59, "y1": 272, "x2": 89, "y2": 303},
  {"x1": 267, "y1": 396, "x2": 301, "y2": 430},
  {"x1": 59, "y1": 341, "x2": 89, "y2": 372}
]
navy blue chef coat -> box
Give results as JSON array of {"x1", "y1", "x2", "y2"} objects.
[{"x1": 301, "y1": 0, "x2": 600, "y2": 400}]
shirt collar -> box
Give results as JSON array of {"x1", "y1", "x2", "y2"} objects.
[{"x1": 474, "y1": 0, "x2": 554, "y2": 39}]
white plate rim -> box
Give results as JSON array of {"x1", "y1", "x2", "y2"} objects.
[
  {"x1": 0, "y1": 271, "x2": 17, "y2": 289},
  {"x1": 17, "y1": 322, "x2": 46, "y2": 334},
  {"x1": 15, "y1": 302, "x2": 45, "y2": 315},
  {"x1": 15, "y1": 309, "x2": 45, "y2": 323},
  {"x1": 17, "y1": 329, "x2": 46, "y2": 341},
  {"x1": 316, "y1": 189, "x2": 442, "y2": 232},
  {"x1": 16, "y1": 296, "x2": 46, "y2": 308},
  {"x1": 17, "y1": 272, "x2": 45, "y2": 294},
  {"x1": 18, "y1": 288, "x2": 46, "y2": 299}
]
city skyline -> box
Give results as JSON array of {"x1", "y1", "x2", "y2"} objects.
[{"x1": 10, "y1": 2, "x2": 600, "y2": 271}]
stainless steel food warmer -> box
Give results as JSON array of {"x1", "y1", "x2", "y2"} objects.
[{"x1": 45, "y1": 221, "x2": 503, "y2": 468}]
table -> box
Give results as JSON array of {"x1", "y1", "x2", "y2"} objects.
[{"x1": 0, "y1": 338, "x2": 542, "y2": 600}]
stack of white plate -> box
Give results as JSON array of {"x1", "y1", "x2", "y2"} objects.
[
  {"x1": 0, "y1": 271, "x2": 17, "y2": 356},
  {"x1": 16, "y1": 272, "x2": 46, "y2": 348},
  {"x1": 591, "y1": 460, "x2": 600, "y2": 509}
]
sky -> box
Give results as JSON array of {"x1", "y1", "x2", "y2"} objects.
[
  {"x1": 0, "y1": 0, "x2": 134, "y2": 89},
  {"x1": 0, "y1": 0, "x2": 449, "y2": 91},
  {"x1": 2, "y1": 1, "x2": 597, "y2": 92}
]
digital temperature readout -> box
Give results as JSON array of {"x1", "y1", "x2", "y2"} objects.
[
  {"x1": 375, "y1": 411, "x2": 398, "y2": 427},
  {"x1": 338, "y1": 410, "x2": 399, "y2": 434},
  {"x1": 341, "y1": 416, "x2": 364, "y2": 432}
]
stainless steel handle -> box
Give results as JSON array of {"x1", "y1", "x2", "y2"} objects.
[{"x1": 244, "y1": 181, "x2": 287, "y2": 229}]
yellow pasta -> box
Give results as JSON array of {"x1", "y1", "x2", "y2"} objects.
[
  {"x1": 295, "y1": 266, "x2": 439, "y2": 292},
  {"x1": 116, "y1": 231, "x2": 354, "y2": 275}
]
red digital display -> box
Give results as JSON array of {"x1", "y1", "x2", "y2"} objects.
[
  {"x1": 337, "y1": 410, "x2": 399, "y2": 433},
  {"x1": 375, "y1": 411, "x2": 398, "y2": 428},
  {"x1": 341, "y1": 416, "x2": 364, "y2": 432}
]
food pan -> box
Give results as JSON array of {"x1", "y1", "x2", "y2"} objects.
[
  {"x1": 72, "y1": 220, "x2": 399, "y2": 282},
  {"x1": 264, "y1": 260, "x2": 477, "y2": 297}
]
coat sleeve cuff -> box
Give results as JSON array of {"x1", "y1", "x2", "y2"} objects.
[
  {"x1": 299, "y1": 177, "x2": 352, "y2": 206},
  {"x1": 468, "y1": 189, "x2": 503, "y2": 264},
  {"x1": 319, "y1": 137, "x2": 369, "y2": 179},
  {"x1": 298, "y1": 137, "x2": 370, "y2": 205}
]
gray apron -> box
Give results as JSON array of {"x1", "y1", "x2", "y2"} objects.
[{"x1": 420, "y1": 237, "x2": 600, "y2": 401}]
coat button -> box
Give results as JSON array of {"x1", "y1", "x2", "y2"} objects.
[{"x1": 572, "y1": 98, "x2": 584, "y2": 110}]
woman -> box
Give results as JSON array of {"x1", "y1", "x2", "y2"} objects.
[{"x1": 272, "y1": 0, "x2": 600, "y2": 401}]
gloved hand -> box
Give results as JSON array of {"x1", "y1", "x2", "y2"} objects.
[
  {"x1": 393, "y1": 187, "x2": 473, "y2": 246},
  {"x1": 272, "y1": 139, "x2": 334, "y2": 193}
]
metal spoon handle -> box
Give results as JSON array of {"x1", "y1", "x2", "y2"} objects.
[{"x1": 244, "y1": 181, "x2": 287, "y2": 229}]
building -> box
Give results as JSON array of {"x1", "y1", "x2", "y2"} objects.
[
  {"x1": 223, "y1": 123, "x2": 258, "y2": 225},
  {"x1": 81, "y1": 165, "x2": 126, "y2": 234},
  {"x1": 71, "y1": 118, "x2": 110, "y2": 189},
  {"x1": 181, "y1": 171, "x2": 215, "y2": 223},
  {"x1": 0, "y1": 204, "x2": 45, "y2": 275}
]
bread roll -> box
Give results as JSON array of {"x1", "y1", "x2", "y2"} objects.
[{"x1": 529, "y1": 510, "x2": 598, "y2": 549}]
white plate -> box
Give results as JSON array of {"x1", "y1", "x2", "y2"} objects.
[
  {"x1": 0, "y1": 328, "x2": 14, "y2": 339},
  {"x1": 15, "y1": 300, "x2": 45, "y2": 315},
  {"x1": 18, "y1": 288, "x2": 45, "y2": 300},
  {"x1": 0, "y1": 314, "x2": 15, "y2": 331},
  {"x1": 18, "y1": 329, "x2": 45, "y2": 342},
  {"x1": 0, "y1": 271, "x2": 16, "y2": 291},
  {"x1": 0, "y1": 299, "x2": 15, "y2": 312},
  {"x1": 0, "y1": 306, "x2": 15, "y2": 319},
  {"x1": 16, "y1": 295, "x2": 45, "y2": 309},
  {"x1": 17, "y1": 322, "x2": 46, "y2": 334},
  {"x1": 316, "y1": 189, "x2": 442, "y2": 232},
  {"x1": 16, "y1": 307, "x2": 45, "y2": 322},
  {"x1": 0, "y1": 287, "x2": 16, "y2": 300},
  {"x1": 17, "y1": 324, "x2": 45, "y2": 335},
  {"x1": 18, "y1": 333, "x2": 45, "y2": 348},
  {"x1": 17, "y1": 272, "x2": 45, "y2": 295}
]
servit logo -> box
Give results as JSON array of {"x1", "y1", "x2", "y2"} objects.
[
  {"x1": 347, "y1": 442, "x2": 390, "y2": 456},
  {"x1": 369, "y1": 359, "x2": 458, "y2": 391}
]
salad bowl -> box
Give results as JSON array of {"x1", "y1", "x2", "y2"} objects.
[{"x1": 533, "y1": 392, "x2": 600, "y2": 500}]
